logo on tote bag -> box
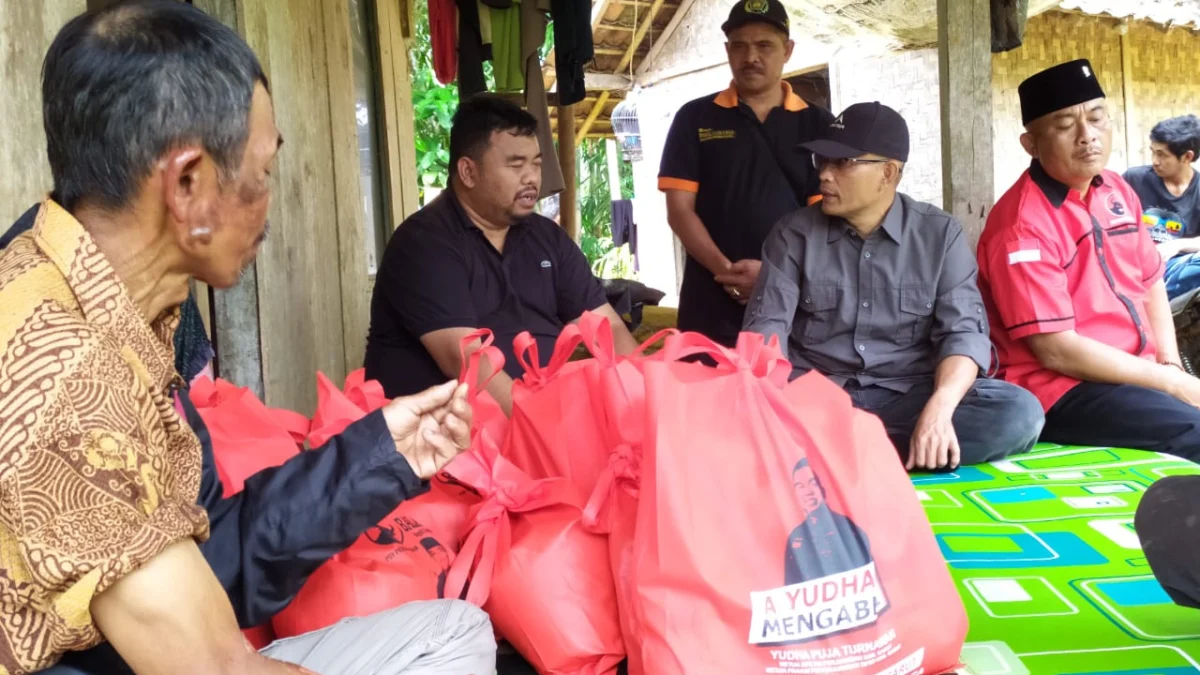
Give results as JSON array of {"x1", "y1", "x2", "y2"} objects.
[{"x1": 748, "y1": 459, "x2": 888, "y2": 647}]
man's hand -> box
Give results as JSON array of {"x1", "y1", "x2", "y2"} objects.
[
  {"x1": 1159, "y1": 238, "x2": 1200, "y2": 259},
  {"x1": 1165, "y1": 365, "x2": 1200, "y2": 409},
  {"x1": 381, "y1": 381, "x2": 473, "y2": 479},
  {"x1": 715, "y1": 259, "x2": 762, "y2": 304},
  {"x1": 907, "y1": 396, "x2": 961, "y2": 472}
]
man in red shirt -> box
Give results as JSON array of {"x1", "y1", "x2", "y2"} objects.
[{"x1": 977, "y1": 59, "x2": 1200, "y2": 461}]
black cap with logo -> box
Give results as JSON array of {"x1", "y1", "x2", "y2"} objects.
[
  {"x1": 722, "y1": 0, "x2": 790, "y2": 37},
  {"x1": 800, "y1": 102, "x2": 910, "y2": 163}
]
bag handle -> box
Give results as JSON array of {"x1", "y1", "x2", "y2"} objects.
[
  {"x1": 458, "y1": 330, "x2": 506, "y2": 405},
  {"x1": 631, "y1": 327, "x2": 678, "y2": 359},
  {"x1": 512, "y1": 326, "x2": 584, "y2": 388},
  {"x1": 267, "y1": 407, "x2": 312, "y2": 446}
]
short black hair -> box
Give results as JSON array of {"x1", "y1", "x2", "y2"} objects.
[
  {"x1": 448, "y1": 94, "x2": 538, "y2": 174},
  {"x1": 1150, "y1": 115, "x2": 1200, "y2": 161},
  {"x1": 42, "y1": 0, "x2": 268, "y2": 211},
  {"x1": 793, "y1": 458, "x2": 813, "y2": 474}
]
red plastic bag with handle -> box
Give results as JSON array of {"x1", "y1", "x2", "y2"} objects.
[
  {"x1": 188, "y1": 376, "x2": 309, "y2": 497},
  {"x1": 627, "y1": 335, "x2": 967, "y2": 675},
  {"x1": 274, "y1": 332, "x2": 503, "y2": 638},
  {"x1": 307, "y1": 369, "x2": 389, "y2": 447},
  {"x1": 579, "y1": 331, "x2": 792, "y2": 675},
  {"x1": 445, "y1": 359, "x2": 624, "y2": 675},
  {"x1": 188, "y1": 377, "x2": 309, "y2": 649}
]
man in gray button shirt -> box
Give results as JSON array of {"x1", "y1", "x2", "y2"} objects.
[{"x1": 744, "y1": 102, "x2": 1044, "y2": 472}]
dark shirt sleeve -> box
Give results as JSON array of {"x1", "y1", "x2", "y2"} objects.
[
  {"x1": 658, "y1": 104, "x2": 700, "y2": 193},
  {"x1": 184, "y1": 395, "x2": 428, "y2": 628},
  {"x1": 932, "y1": 221, "x2": 993, "y2": 372},
  {"x1": 553, "y1": 224, "x2": 608, "y2": 322},
  {"x1": 379, "y1": 224, "x2": 478, "y2": 337},
  {"x1": 744, "y1": 213, "x2": 806, "y2": 349}
]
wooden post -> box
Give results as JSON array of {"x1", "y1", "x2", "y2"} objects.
[
  {"x1": 558, "y1": 103, "x2": 578, "y2": 241},
  {"x1": 937, "y1": 0, "x2": 994, "y2": 249},
  {"x1": 1120, "y1": 28, "x2": 1139, "y2": 168}
]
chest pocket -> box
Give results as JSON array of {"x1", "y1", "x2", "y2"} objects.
[
  {"x1": 798, "y1": 285, "x2": 841, "y2": 342},
  {"x1": 899, "y1": 288, "x2": 935, "y2": 346}
]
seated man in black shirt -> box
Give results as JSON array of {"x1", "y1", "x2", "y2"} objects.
[
  {"x1": 1123, "y1": 115, "x2": 1200, "y2": 299},
  {"x1": 366, "y1": 95, "x2": 638, "y2": 412}
]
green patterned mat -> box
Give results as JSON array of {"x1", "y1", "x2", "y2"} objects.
[{"x1": 912, "y1": 444, "x2": 1200, "y2": 674}]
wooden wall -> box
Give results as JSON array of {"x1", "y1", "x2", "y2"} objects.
[
  {"x1": 1124, "y1": 20, "x2": 1200, "y2": 167},
  {"x1": 193, "y1": 0, "x2": 418, "y2": 414},
  {"x1": 992, "y1": 12, "x2": 1127, "y2": 196},
  {"x1": 0, "y1": 1, "x2": 86, "y2": 224}
]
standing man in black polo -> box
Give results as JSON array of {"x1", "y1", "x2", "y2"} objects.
[
  {"x1": 365, "y1": 95, "x2": 638, "y2": 413},
  {"x1": 658, "y1": 0, "x2": 833, "y2": 347}
]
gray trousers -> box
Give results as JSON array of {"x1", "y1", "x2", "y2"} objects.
[{"x1": 262, "y1": 600, "x2": 496, "y2": 675}]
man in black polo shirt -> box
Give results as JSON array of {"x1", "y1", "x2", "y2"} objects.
[
  {"x1": 659, "y1": 0, "x2": 833, "y2": 346},
  {"x1": 365, "y1": 95, "x2": 637, "y2": 412}
]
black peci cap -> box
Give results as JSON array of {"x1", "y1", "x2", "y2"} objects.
[
  {"x1": 722, "y1": 0, "x2": 790, "y2": 37},
  {"x1": 801, "y1": 102, "x2": 910, "y2": 163},
  {"x1": 1018, "y1": 59, "x2": 1106, "y2": 126}
]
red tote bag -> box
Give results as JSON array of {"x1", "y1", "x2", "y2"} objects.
[
  {"x1": 307, "y1": 369, "x2": 389, "y2": 448},
  {"x1": 628, "y1": 344, "x2": 967, "y2": 675},
  {"x1": 275, "y1": 331, "x2": 506, "y2": 638},
  {"x1": 188, "y1": 377, "x2": 310, "y2": 649},
  {"x1": 445, "y1": 415, "x2": 624, "y2": 675},
  {"x1": 189, "y1": 376, "x2": 309, "y2": 496}
]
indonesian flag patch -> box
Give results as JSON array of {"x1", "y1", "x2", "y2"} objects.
[{"x1": 1007, "y1": 239, "x2": 1042, "y2": 265}]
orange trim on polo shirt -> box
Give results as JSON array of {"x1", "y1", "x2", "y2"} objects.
[
  {"x1": 659, "y1": 177, "x2": 700, "y2": 193},
  {"x1": 712, "y1": 81, "x2": 809, "y2": 112}
]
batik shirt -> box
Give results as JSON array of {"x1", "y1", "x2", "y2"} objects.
[{"x1": 0, "y1": 200, "x2": 209, "y2": 673}]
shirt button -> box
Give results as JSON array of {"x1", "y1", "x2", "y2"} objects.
[
  {"x1": 864, "y1": 252, "x2": 872, "y2": 260},
  {"x1": 804, "y1": 298, "x2": 811, "y2": 305},
  {"x1": 862, "y1": 301, "x2": 870, "y2": 308},
  {"x1": 858, "y1": 371, "x2": 867, "y2": 377},
  {"x1": 925, "y1": 302, "x2": 932, "y2": 309},
  {"x1": 857, "y1": 344, "x2": 866, "y2": 352}
]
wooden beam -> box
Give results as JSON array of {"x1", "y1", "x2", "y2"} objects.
[
  {"x1": 635, "y1": 0, "x2": 697, "y2": 79},
  {"x1": 613, "y1": 0, "x2": 678, "y2": 7},
  {"x1": 558, "y1": 103, "x2": 578, "y2": 241},
  {"x1": 577, "y1": 91, "x2": 611, "y2": 143},
  {"x1": 597, "y1": 22, "x2": 635, "y2": 32},
  {"x1": 616, "y1": 0, "x2": 667, "y2": 73},
  {"x1": 1120, "y1": 28, "x2": 1139, "y2": 167},
  {"x1": 591, "y1": 0, "x2": 612, "y2": 30},
  {"x1": 937, "y1": 0, "x2": 994, "y2": 249},
  {"x1": 595, "y1": 47, "x2": 626, "y2": 56}
]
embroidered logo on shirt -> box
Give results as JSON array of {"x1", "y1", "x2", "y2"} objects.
[
  {"x1": 1107, "y1": 193, "x2": 1127, "y2": 217},
  {"x1": 698, "y1": 127, "x2": 736, "y2": 142},
  {"x1": 540, "y1": 260, "x2": 553, "y2": 269}
]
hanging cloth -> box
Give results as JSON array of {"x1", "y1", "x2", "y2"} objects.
[
  {"x1": 456, "y1": 0, "x2": 488, "y2": 98},
  {"x1": 430, "y1": 0, "x2": 458, "y2": 86},
  {"x1": 550, "y1": 0, "x2": 593, "y2": 107},
  {"x1": 491, "y1": 1, "x2": 525, "y2": 92},
  {"x1": 521, "y1": 0, "x2": 565, "y2": 197}
]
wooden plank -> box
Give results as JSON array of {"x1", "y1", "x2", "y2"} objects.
[
  {"x1": 1120, "y1": 29, "x2": 1139, "y2": 167},
  {"x1": 384, "y1": 0, "x2": 421, "y2": 219},
  {"x1": 375, "y1": 0, "x2": 406, "y2": 230},
  {"x1": 591, "y1": 0, "x2": 612, "y2": 30},
  {"x1": 558, "y1": 103, "x2": 578, "y2": 241},
  {"x1": 615, "y1": 0, "x2": 666, "y2": 73},
  {"x1": 635, "y1": 0, "x2": 696, "y2": 79},
  {"x1": 239, "y1": 0, "x2": 346, "y2": 412},
  {"x1": 577, "y1": 91, "x2": 611, "y2": 143},
  {"x1": 936, "y1": 0, "x2": 993, "y2": 249},
  {"x1": 323, "y1": 0, "x2": 371, "y2": 376},
  {"x1": 193, "y1": 0, "x2": 266, "y2": 397},
  {"x1": 0, "y1": 0, "x2": 85, "y2": 224}
]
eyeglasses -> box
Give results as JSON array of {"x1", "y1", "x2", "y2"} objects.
[{"x1": 811, "y1": 155, "x2": 890, "y2": 171}]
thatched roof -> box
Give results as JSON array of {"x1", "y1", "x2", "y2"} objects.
[
  {"x1": 550, "y1": 0, "x2": 1197, "y2": 139},
  {"x1": 1057, "y1": 0, "x2": 1200, "y2": 28}
]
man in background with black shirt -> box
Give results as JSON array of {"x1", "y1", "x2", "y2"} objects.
[
  {"x1": 658, "y1": 0, "x2": 833, "y2": 346},
  {"x1": 1124, "y1": 115, "x2": 1200, "y2": 299},
  {"x1": 365, "y1": 95, "x2": 637, "y2": 413}
]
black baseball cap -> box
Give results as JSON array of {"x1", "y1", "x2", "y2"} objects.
[
  {"x1": 722, "y1": 0, "x2": 790, "y2": 37},
  {"x1": 800, "y1": 102, "x2": 910, "y2": 163}
]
